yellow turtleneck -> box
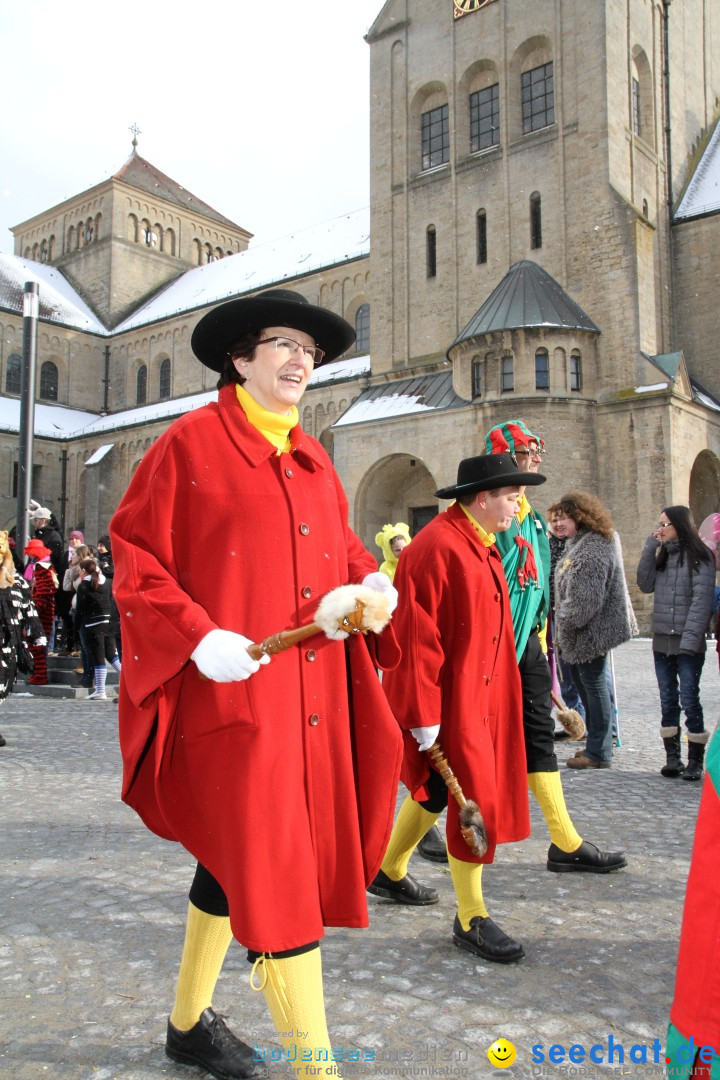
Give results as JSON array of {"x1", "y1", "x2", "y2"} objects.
[
  {"x1": 516, "y1": 492, "x2": 532, "y2": 524},
  {"x1": 235, "y1": 384, "x2": 297, "y2": 453},
  {"x1": 458, "y1": 503, "x2": 496, "y2": 547}
]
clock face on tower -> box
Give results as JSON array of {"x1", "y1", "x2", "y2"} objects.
[{"x1": 453, "y1": 0, "x2": 499, "y2": 19}]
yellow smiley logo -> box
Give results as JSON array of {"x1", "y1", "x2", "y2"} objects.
[{"x1": 487, "y1": 1038, "x2": 517, "y2": 1068}]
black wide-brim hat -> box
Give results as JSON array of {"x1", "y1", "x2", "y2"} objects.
[
  {"x1": 191, "y1": 288, "x2": 356, "y2": 372},
  {"x1": 435, "y1": 453, "x2": 546, "y2": 499}
]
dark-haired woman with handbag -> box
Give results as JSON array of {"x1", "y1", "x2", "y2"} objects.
[{"x1": 637, "y1": 505, "x2": 716, "y2": 780}]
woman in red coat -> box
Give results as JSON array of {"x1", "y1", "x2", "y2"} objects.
[{"x1": 110, "y1": 290, "x2": 402, "y2": 1080}]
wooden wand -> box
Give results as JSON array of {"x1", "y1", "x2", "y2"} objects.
[{"x1": 426, "y1": 741, "x2": 488, "y2": 858}]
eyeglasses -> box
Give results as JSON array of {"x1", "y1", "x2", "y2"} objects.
[
  {"x1": 257, "y1": 336, "x2": 325, "y2": 367},
  {"x1": 657, "y1": 522, "x2": 673, "y2": 530},
  {"x1": 515, "y1": 447, "x2": 545, "y2": 457}
]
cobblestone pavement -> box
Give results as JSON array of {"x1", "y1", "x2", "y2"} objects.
[{"x1": 2, "y1": 639, "x2": 718, "y2": 1080}]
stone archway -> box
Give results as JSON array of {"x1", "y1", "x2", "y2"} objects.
[
  {"x1": 689, "y1": 450, "x2": 720, "y2": 524},
  {"x1": 354, "y1": 453, "x2": 439, "y2": 553}
]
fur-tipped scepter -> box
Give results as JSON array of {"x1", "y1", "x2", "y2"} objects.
[
  {"x1": 426, "y1": 741, "x2": 488, "y2": 858},
  {"x1": 245, "y1": 584, "x2": 392, "y2": 660},
  {"x1": 550, "y1": 690, "x2": 586, "y2": 741}
]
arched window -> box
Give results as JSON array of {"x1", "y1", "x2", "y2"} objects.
[
  {"x1": 570, "y1": 350, "x2": 582, "y2": 392},
  {"x1": 522, "y1": 62, "x2": 554, "y2": 133},
  {"x1": 67, "y1": 225, "x2": 76, "y2": 251},
  {"x1": 355, "y1": 304, "x2": 370, "y2": 352},
  {"x1": 470, "y1": 83, "x2": 499, "y2": 152},
  {"x1": 476, "y1": 210, "x2": 487, "y2": 264},
  {"x1": 39, "y1": 361, "x2": 59, "y2": 402},
  {"x1": 421, "y1": 104, "x2": 449, "y2": 170},
  {"x1": 39, "y1": 239, "x2": 49, "y2": 263},
  {"x1": 471, "y1": 358, "x2": 483, "y2": 399},
  {"x1": 136, "y1": 364, "x2": 147, "y2": 405},
  {"x1": 6, "y1": 353, "x2": 22, "y2": 395},
  {"x1": 165, "y1": 228, "x2": 176, "y2": 256},
  {"x1": 158, "y1": 358, "x2": 171, "y2": 400},
  {"x1": 501, "y1": 355, "x2": 514, "y2": 393},
  {"x1": 535, "y1": 349, "x2": 550, "y2": 390},
  {"x1": 426, "y1": 226, "x2": 437, "y2": 279},
  {"x1": 530, "y1": 192, "x2": 542, "y2": 249}
]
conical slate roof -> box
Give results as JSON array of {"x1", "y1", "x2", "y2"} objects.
[{"x1": 449, "y1": 260, "x2": 599, "y2": 351}]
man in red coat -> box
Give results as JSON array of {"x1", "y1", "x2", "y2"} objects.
[
  {"x1": 111, "y1": 289, "x2": 402, "y2": 1080},
  {"x1": 370, "y1": 454, "x2": 542, "y2": 962}
]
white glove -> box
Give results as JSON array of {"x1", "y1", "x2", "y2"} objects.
[
  {"x1": 411, "y1": 724, "x2": 441, "y2": 752},
  {"x1": 34, "y1": 636, "x2": 47, "y2": 647},
  {"x1": 191, "y1": 629, "x2": 271, "y2": 683},
  {"x1": 362, "y1": 572, "x2": 398, "y2": 614}
]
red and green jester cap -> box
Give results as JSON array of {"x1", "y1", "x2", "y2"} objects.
[{"x1": 484, "y1": 419, "x2": 544, "y2": 455}]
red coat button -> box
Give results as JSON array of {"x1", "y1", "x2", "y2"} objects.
[
  {"x1": 494, "y1": 593, "x2": 501, "y2": 601},
  {"x1": 309, "y1": 713, "x2": 320, "y2": 726},
  {"x1": 302, "y1": 586, "x2": 312, "y2": 599},
  {"x1": 299, "y1": 523, "x2": 310, "y2": 535},
  {"x1": 306, "y1": 650, "x2": 316, "y2": 662},
  {"x1": 492, "y1": 635, "x2": 499, "y2": 644}
]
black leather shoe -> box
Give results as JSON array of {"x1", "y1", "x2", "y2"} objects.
[
  {"x1": 452, "y1": 914, "x2": 525, "y2": 963},
  {"x1": 166, "y1": 1008, "x2": 268, "y2": 1079},
  {"x1": 367, "y1": 868, "x2": 439, "y2": 905},
  {"x1": 417, "y1": 824, "x2": 448, "y2": 863},
  {"x1": 547, "y1": 840, "x2": 627, "y2": 874}
]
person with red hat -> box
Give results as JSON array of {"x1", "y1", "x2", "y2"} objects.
[
  {"x1": 481, "y1": 420, "x2": 626, "y2": 872},
  {"x1": 111, "y1": 289, "x2": 402, "y2": 1080},
  {"x1": 24, "y1": 538, "x2": 57, "y2": 685}
]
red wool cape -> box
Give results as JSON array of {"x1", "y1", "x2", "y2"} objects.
[
  {"x1": 383, "y1": 503, "x2": 530, "y2": 863},
  {"x1": 110, "y1": 385, "x2": 403, "y2": 953}
]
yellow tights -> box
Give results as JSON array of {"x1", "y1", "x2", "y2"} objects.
[
  {"x1": 380, "y1": 794, "x2": 441, "y2": 879},
  {"x1": 169, "y1": 902, "x2": 233, "y2": 1031}
]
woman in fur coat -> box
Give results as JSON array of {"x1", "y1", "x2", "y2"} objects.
[{"x1": 549, "y1": 492, "x2": 637, "y2": 769}]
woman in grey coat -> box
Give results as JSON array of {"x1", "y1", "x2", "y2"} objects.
[
  {"x1": 636, "y1": 505, "x2": 716, "y2": 781},
  {"x1": 550, "y1": 492, "x2": 637, "y2": 769}
]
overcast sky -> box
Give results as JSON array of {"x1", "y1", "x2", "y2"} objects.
[{"x1": 1, "y1": 0, "x2": 384, "y2": 253}]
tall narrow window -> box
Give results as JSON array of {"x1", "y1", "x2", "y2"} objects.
[
  {"x1": 476, "y1": 210, "x2": 487, "y2": 265},
  {"x1": 522, "y1": 62, "x2": 554, "y2": 133},
  {"x1": 159, "y1": 358, "x2": 171, "y2": 400},
  {"x1": 5, "y1": 353, "x2": 21, "y2": 395},
  {"x1": 39, "y1": 361, "x2": 58, "y2": 401},
  {"x1": 632, "y1": 77, "x2": 641, "y2": 135},
  {"x1": 136, "y1": 364, "x2": 147, "y2": 405},
  {"x1": 530, "y1": 193, "x2": 542, "y2": 249},
  {"x1": 470, "y1": 84, "x2": 500, "y2": 152},
  {"x1": 570, "y1": 351, "x2": 582, "y2": 391},
  {"x1": 535, "y1": 349, "x2": 550, "y2": 390},
  {"x1": 426, "y1": 226, "x2": 437, "y2": 279},
  {"x1": 355, "y1": 303, "x2": 370, "y2": 352},
  {"x1": 501, "y1": 355, "x2": 514, "y2": 392},
  {"x1": 421, "y1": 104, "x2": 449, "y2": 170},
  {"x1": 471, "y1": 358, "x2": 483, "y2": 399}
]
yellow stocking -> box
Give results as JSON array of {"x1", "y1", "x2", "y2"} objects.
[
  {"x1": 448, "y1": 853, "x2": 488, "y2": 930},
  {"x1": 169, "y1": 902, "x2": 234, "y2": 1031},
  {"x1": 380, "y1": 794, "x2": 441, "y2": 880},
  {"x1": 251, "y1": 947, "x2": 341, "y2": 1079},
  {"x1": 528, "y1": 771, "x2": 582, "y2": 853}
]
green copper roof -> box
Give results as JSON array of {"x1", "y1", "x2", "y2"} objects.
[
  {"x1": 645, "y1": 351, "x2": 684, "y2": 381},
  {"x1": 449, "y1": 260, "x2": 599, "y2": 352}
]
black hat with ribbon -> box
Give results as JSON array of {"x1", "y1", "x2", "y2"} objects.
[
  {"x1": 191, "y1": 288, "x2": 356, "y2": 372},
  {"x1": 434, "y1": 453, "x2": 546, "y2": 499}
]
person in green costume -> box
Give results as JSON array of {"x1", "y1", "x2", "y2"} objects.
[{"x1": 483, "y1": 420, "x2": 626, "y2": 872}]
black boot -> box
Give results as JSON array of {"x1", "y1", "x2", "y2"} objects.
[
  {"x1": 660, "y1": 733, "x2": 684, "y2": 777},
  {"x1": 681, "y1": 739, "x2": 706, "y2": 782},
  {"x1": 417, "y1": 824, "x2": 448, "y2": 863}
]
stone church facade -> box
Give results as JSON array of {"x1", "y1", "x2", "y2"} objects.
[{"x1": 1, "y1": 0, "x2": 720, "y2": 621}]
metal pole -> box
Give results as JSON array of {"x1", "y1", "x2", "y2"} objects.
[
  {"x1": 16, "y1": 281, "x2": 39, "y2": 560},
  {"x1": 59, "y1": 448, "x2": 68, "y2": 539}
]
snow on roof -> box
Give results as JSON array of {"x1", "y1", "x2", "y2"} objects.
[
  {"x1": 0, "y1": 253, "x2": 107, "y2": 334},
  {"x1": 633, "y1": 383, "x2": 668, "y2": 393},
  {"x1": 113, "y1": 208, "x2": 370, "y2": 333},
  {"x1": 309, "y1": 354, "x2": 369, "y2": 386},
  {"x1": 0, "y1": 353, "x2": 370, "y2": 441},
  {"x1": 334, "y1": 372, "x2": 466, "y2": 427},
  {"x1": 84, "y1": 443, "x2": 115, "y2": 465},
  {"x1": 675, "y1": 120, "x2": 720, "y2": 220}
]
